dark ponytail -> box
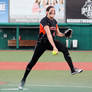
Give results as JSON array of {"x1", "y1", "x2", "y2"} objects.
[{"x1": 46, "y1": 6, "x2": 54, "y2": 12}]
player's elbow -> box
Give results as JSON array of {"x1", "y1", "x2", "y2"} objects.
[{"x1": 56, "y1": 33, "x2": 64, "y2": 37}]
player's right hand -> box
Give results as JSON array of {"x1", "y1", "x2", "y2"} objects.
[{"x1": 53, "y1": 47, "x2": 58, "y2": 54}]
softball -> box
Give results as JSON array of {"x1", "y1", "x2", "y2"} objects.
[{"x1": 52, "y1": 51, "x2": 58, "y2": 55}]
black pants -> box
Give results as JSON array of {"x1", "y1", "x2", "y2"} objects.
[
  {"x1": 27, "y1": 38, "x2": 75, "y2": 72},
  {"x1": 22, "y1": 38, "x2": 75, "y2": 81}
]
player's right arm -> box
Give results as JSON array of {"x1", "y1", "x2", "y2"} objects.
[{"x1": 44, "y1": 25, "x2": 58, "y2": 53}]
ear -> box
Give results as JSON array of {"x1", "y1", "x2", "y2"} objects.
[{"x1": 46, "y1": 11, "x2": 48, "y2": 15}]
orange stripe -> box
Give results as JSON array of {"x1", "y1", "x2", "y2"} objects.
[
  {"x1": 56, "y1": 24, "x2": 58, "y2": 30},
  {"x1": 0, "y1": 62, "x2": 92, "y2": 71},
  {"x1": 40, "y1": 24, "x2": 46, "y2": 35}
]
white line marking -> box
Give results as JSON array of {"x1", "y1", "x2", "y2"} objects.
[
  {"x1": 1, "y1": 84, "x2": 92, "y2": 91},
  {"x1": 0, "y1": 88, "x2": 29, "y2": 91},
  {"x1": 31, "y1": 84, "x2": 92, "y2": 89}
]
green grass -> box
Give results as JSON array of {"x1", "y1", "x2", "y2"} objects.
[
  {"x1": 0, "y1": 70, "x2": 92, "y2": 85},
  {"x1": 0, "y1": 70, "x2": 92, "y2": 92},
  {"x1": 0, "y1": 50, "x2": 92, "y2": 92},
  {"x1": 0, "y1": 50, "x2": 92, "y2": 62}
]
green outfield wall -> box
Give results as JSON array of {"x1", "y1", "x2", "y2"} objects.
[{"x1": 0, "y1": 23, "x2": 92, "y2": 50}]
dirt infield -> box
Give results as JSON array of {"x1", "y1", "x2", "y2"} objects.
[
  {"x1": 0, "y1": 62, "x2": 92, "y2": 71},
  {"x1": 0, "y1": 82, "x2": 7, "y2": 85}
]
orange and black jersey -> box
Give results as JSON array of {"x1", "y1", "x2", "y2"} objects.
[{"x1": 39, "y1": 16, "x2": 58, "y2": 40}]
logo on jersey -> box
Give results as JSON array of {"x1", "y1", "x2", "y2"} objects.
[
  {"x1": 81, "y1": 0, "x2": 92, "y2": 18},
  {"x1": 50, "y1": 27, "x2": 56, "y2": 31}
]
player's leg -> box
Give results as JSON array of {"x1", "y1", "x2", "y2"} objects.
[
  {"x1": 19, "y1": 41, "x2": 47, "y2": 89},
  {"x1": 46, "y1": 40, "x2": 75, "y2": 73},
  {"x1": 54, "y1": 40, "x2": 83, "y2": 74}
]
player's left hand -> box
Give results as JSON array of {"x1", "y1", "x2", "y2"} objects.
[{"x1": 64, "y1": 29, "x2": 72, "y2": 39}]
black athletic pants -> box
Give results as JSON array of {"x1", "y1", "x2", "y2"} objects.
[{"x1": 22, "y1": 39, "x2": 75, "y2": 81}]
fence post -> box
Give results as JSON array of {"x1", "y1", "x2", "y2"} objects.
[{"x1": 16, "y1": 26, "x2": 19, "y2": 49}]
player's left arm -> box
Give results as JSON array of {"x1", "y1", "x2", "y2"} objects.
[{"x1": 56, "y1": 24, "x2": 65, "y2": 37}]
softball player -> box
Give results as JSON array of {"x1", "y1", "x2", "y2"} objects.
[{"x1": 19, "y1": 6, "x2": 83, "y2": 90}]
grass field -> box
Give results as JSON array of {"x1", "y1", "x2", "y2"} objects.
[{"x1": 0, "y1": 50, "x2": 92, "y2": 92}]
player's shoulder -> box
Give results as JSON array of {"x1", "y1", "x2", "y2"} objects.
[
  {"x1": 40, "y1": 16, "x2": 48, "y2": 26},
  {"x1": 40, "y1": 16, "x2": 47, "y2": 23}
]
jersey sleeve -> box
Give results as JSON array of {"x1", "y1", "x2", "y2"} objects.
[{"x1": 40, "y1": 18, "x2": 49, "y2": 27}]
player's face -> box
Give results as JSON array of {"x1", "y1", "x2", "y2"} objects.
[{"x1": 48, "y1": 8, "x2": 55, "y2": 19}]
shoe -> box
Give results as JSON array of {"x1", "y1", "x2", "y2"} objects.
[
  {"x1": 71, "y1": 68, "x2": 83, "y2": 75},
  {"x1": 18, "y1": 80, "x2": 25, "y2": 90}
]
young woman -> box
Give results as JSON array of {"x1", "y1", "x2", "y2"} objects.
[{"x1": 19, "y1": 5, "x2": 83, "y2": 90}]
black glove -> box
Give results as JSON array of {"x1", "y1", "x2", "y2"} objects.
[{"x1": 64, "y1": 29, "x2": 72, "y2": 38}]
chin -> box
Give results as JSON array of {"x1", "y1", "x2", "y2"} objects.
[{"x1": 50, "y1": 17, "x2": 54, "y2": 19}]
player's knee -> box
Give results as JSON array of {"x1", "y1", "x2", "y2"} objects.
[
  {"x1": 26, "y1": 61, "x2": 36, "y2": 70},
  {"x1": 26, "y1": 63, "x2": 31, "y2": 71},
  {"x1": 63, "y1": 49, "x2": 71, "y2": 57}
]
